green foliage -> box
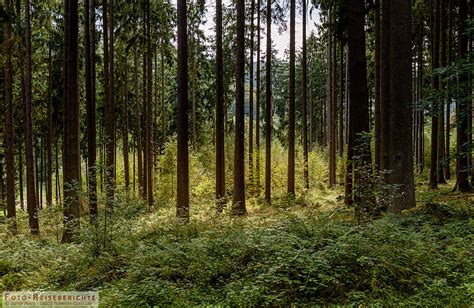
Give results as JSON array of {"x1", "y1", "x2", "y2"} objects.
[{"x1": 1, "y1": 194, "x2": 472, "y2": 306}]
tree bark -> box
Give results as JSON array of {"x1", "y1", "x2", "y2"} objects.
[
  {"x1": 287, "y1": 0, "x2": 295, "y2": 195},
  {"x1": 215, "y1": 0, "x2": 225, "y2": 210},
  {"x1": 255, "y1": 0, "x2": 261, "y2": 192},
  {"x1": 62, "y1": 0, "x2": 80, "y2": 242},
  {"x1": 177, "y1": 0, "x2": 190, "y2": 222},
  {"x1": 380, "y1": 0, "x2": 391, "y2": 171},
  {"x1": 232, "y1": 0, "x2": 246, "y2": 215},
  {"x1": 437, "y1": 0, "x2": 447, "y2": 184},
  {"x1": 248, "y1": 0, "x2": 255, "y2": 188},
  {"x1": 123, "y1": 63, "x2": 130, "y2": 192},
  {"x1": 265, "y1": 0, "x2": 272, "y2": 203},
  {"x1": 4, "y1": 0, "x2": 16, "y2": 229},
  {"x1": 389, "y1": 0, "x2": 416, "y2": 211},
  {"x1": 374, "y1": 0, "x2": 381, "y2": 170},
  {"x1": 430, "y1": 0, "x2": 440, "y2": 189},
  {"x1": 25, "y1": 0, "x2": 39, "y2": 234},
  {"x1": 454, "y1": 0, "x2": 472, "y2": 192},
  {"x1": 302, "y1": 0, "x2": 309, "y2": 189}
]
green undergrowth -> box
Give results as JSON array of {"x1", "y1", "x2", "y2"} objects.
[{"x1": 1, "y1": 193, "x2": 472, "y2": 307}]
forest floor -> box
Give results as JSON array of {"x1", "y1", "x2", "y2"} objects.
[{"x1": 0, "y1": 176, "x2": 473, "y2": 306}]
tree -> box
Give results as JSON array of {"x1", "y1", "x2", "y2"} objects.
[
  {"x1": 347, "y1": 0, "x2": 373, "y2": 219},
  {"x1": 62, "y1": 0, "x2": 80, "y2": 242},
  {"x1": 429, "y1": 0, "x2": 440, "y2": 189},
  {"x1": 215, "y1": 0, "x2": 225, "y2": 210},
  {"x1": 454, "y1": 0, "x2": 472, "y2": 192},
  {"x1": 380, "y1": 0, "x2": 391, "y2": 172},
  {"x1": 232, "y1": 0, "x2": 246, "y2": 215},
  {"x1": 25, "y1": 0, "x2": 39, "y2": 235},
  {"x1": 123, "y1": 62, "x2": 130, "y2": 193},
  {"x1": 264, "y1": 0, "x2": 272, "y2": 203},
  {"x1": 302, "y1": 0, "x2": 308, "y2": 189},
  {"x1": 248, "y1": 0, "x2": 255, "y2": 188},
  {"x1": 85, "y1": 0, "x2": 97, "y2": 220},
  {"x1": 255, "y1": 0, "x2": 261, "y2": 192},
  {"x1": 374, "y1": 0, "x2": 381, "y2": 170},
  {"x1": 287, "y1": 0, "x2": 295, "y2": 196},
  {"x1": 177, "y1": 0, "x2": 190, "y2": 222},
  {"x1": 4, "y1": 0, "x2": 16, "y2": 230},
  {"x1": 388, "y1": 0, "x2": 415, "y2": 211}
]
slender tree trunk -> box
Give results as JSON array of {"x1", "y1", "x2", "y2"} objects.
[
  {"x1": 454, "y1": 0, "x2": 472, "y2": 191},
  {"x1": 265, "y1": 0, "x2": 272, "y2": 203},
  {"x1": 255, "y1": 0, "x2": 261, "y2": 192},
  {"x1": 161, "y1": 39, "x2": 166, "y2": 150},
  {"x1": 4, "y1": 0, "x2": 16, "y2": 229},
  {"x1": 123, "y1": 64, "x2": 130, "y2": 192},
  {"x1": 62, "y1": 0, "x2": 80, "y2": 242},
  {"x1": 338, "y1": 44, "x2": 344, "y2": 158},
  {"x1": 445, "y1": 0, "x2": 452, "y2": 180},
  {"x1": 19, "y1": 144, "x2": 24, "y2": 210},
  {"x1": 215, "y1": 0, "x2": 225, "y2": 210},
  {"x1": 302, "y1": 0, "x2": 309, "y2": 189},
  {"x1": 438, "y1": 0, "x2": 447, "y2": 184},
  {"x1": 232, "y1": 0, "x2": 246, "y2": 215},
  {"x1": 380, "y1": 0, "x2": 391, "y2": 172},
  {"x1": 287, "y1": 0, "x2": 295, "y2": 195},
  {"x1": 248, "y1": 0, "x2": 255, "y2": 188},
  {"x1": 85, "y1": 0, "x2": 97, "y2": 220},
  {"x1": 25, "y1": 0, "x2": 39, "y2": 234},
  {"x1": 389, "y1": 0, "x2": 416, "y2": 211},
  {"x1": 328, "y1": 6, "x2": 336, "y2": 188},
  {"x1": 430, "y1": 0, "x2": 440, "y2": 189},
  {"x1": 146, "y1": 0, "x2": 153, "y2": 208},
  {"x1": 417, "y1": 31, "x2": 425, "y2": 174},
  {"x1": 374, "y1": 0, "x2": 381, "y2": 170},
  {"x1": 134, "y1": 50, "x2": 143, "y2": 197},
  {"x1": 177, "y1": 0, "x2": 190, "y2": 222}
]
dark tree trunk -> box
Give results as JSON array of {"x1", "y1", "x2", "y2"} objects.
[
  {"x1": 430, "y1": 0, "x2": 440, "y2": 189},
  {"x1": 454, "y1": 0, "x2": 472, "y2": 192},
  {"x1": 374, "y1": 0, "x2": 381, "y2": 170},
  {"x1": 388, "y1": 0, "x2": 416, "y2": 211},
  {"x1": 445, "y1": 0, "x2": 452, "y2": 179},
  {"x1": 347, "y1": 0, "x2": 373, "y2": 220},
  {"x1": 25, "y1": 0, "x2": 39, "y2": 235},
  {"x1": 85, "y1": 0, "x2": 97, "y2": 220},
  {"x1": 380, "y1": 0, "x2": 391, "y2": 172},
  {"x1": 248, "y1": 0, "x2": 255, "y2": 188},
  {"x1": 146, "y1": 0, "x2": 153, "y2": 208},
  {"x1": 4, "y1": 0, "x2": 16, "y2": 229},
  {"x1": 232, "y1": 0, "x2": 246, "y2": 215},
  {"x1": 437, "y1": 0, "x2": 447, "y2": 184},
  {"x1": 255, "y1": 0, "x2": 261, "y2": 192},
  {"x1": 265, "y1": 0, "x2": 272, "y2": 203},
  {"x1": 19, "y1": 144, "x2": 24, "y2": 210},
  {"x1": 134, "y1": 50, "x2": 143, "y2": 197},
  {"x1": 287, "y1": 0, "x2": 295, "y2": 195},
  {"x1": 302, "y1": 0, "x2": 309, "y2": 189},
  {"x1": 177, "y1": 0, "x2": 190, "y2": 222},
  {"x1": 327, "y1": 6, "x2": 336, "y2": 188},
  {"x1": 215, "y1": 0, "x2": 225, "y2": 210},
  {"x1": 46, "y1": 47, "x2": 53, "y2": 208},
  {"x1": 123, "y1": 64, "x2": 130, "y2": 192},
  {"x1": 338, "y1": 45, "x2": 344, "y2": 158},
  {"x1": 62, "y1": 0, "x2": 80, "y2": 242}
]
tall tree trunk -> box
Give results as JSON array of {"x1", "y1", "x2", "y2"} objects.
[
  {"x1": 255, "y1": 0, "x2": 261, "y2": 192},
  {"x1": 25, "y1": 0, "x2": 39, "y2": 234},
  {"x1": 19, "y1": 144, "x2": 24, "y2": 210},
  {"x1": 454, "y1": 0, "x2": 472, "y2": 192},
  {"x1": 191, "y1": 33, "x2": 197, "y2": 152},
  {"x1": 265, "y1": 0, "x2": 272, "y2": 203},
  {"x1": 389, "y1": 0, "x2": 416, "y2": 211},
  {"x1": 248, "y1": 0, "x2": 255, "y2": 188},
  {"x1": 445, "y1": 0, "x2": 452, "y2": 180},
  {"x1": 161, "y1": 39, "x2": 166, "y2": 150},
  {"x1": 215, "y1": 0, "x2": 225, "y2": 210},
  {"x1": 417, "y1": 30, "x2": 425, "y2": 174},
  {"x1": 62, "y1": 0, "x2": 80, "y2": 242},
  {"x1": 85, "y1": 0, "x2": 97, "y2": 220},
  {"x1": 347, "y1": 0, "x2": 373, "y2": 220},
  {"x1": 123, "y1": 64, "x2": 130, "y2": 192},
  {"x1": 338, "y1": 44, "x2": 344, "y2": 158},
  {"x1": 380, "y1": 0, "x2": 391, "y2": 171},
  {"x1": 177, "y1": 0, "x2": 190, "y2": 222},
  {"x1": 287, "y1": 0, "x2": 295, "y2": 195},
  {"x1": 374, "y1": 0, "x2": 381, "y2": 170},
  {"x1": 146, "y1": 0, "x2": 153, "y2": 208},
  {"x1": 134, "y1": 50, "x2": 143, "y2": 197},
  {"x1": 437, "y1": 0, "x2": 447, "y2": 184},
  {"x1": 430, "y1": 0, "x2": 440, "y2": 189},
  {"x1": 46, "y1": 46, "x2": 53, "y2": 208},
  {"x1": 302, "y1": 0, "x2": 309, "y2": 189},
  {"x1": 327, "y1": 6, "x2": 336, "y2": 188},
  {"x1": 4, "y1": 0, "x2": 16, "y2": 229},
  {"x1": 232, "y1": 0, "x2": 246, "y2": 215}
]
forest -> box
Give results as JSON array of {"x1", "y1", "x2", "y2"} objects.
[{"x1": 0, "y1": 0, "x2": 473, "y2": 306}]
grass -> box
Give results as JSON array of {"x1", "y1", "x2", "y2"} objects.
[{"x1": 0, "y1": 141, "x2": 473, "y2": 306}]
